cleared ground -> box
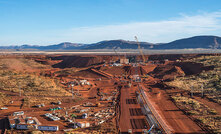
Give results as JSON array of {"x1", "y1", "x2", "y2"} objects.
[{"x1": 0, "y1": 54, "x2": 220, "y2": 133}]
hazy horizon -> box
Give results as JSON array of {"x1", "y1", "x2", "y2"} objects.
[{"x1": 0, "y1": 35, "x2": 221, "y2": 47}]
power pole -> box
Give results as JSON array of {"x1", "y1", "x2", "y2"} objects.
[
  {"x1": 71, "y1": 84, "x2": 74, "y2": 100},
  {"x1": 19, "y1": 83, "x2": 21, "y2": 97},
  {"x1": 135, "y1": 36, "x2": 146, "y2": 63},
  {"x1": 190, "y1": 85, "x2": 194, "y2": 98},
  {"x1": 65, "y1": 108, "x2": 68, "y2": 116},
  {"x1": 201, "y1": 84, "x2": 204, "y2": 98}
]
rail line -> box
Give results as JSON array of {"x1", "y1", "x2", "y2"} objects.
[{"x1": 137, "y1": 84, "x2": 173, "y2": 134}]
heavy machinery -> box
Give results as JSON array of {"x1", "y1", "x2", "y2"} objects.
[
  {"x1": 135, "y1": 36, "x2": 146, "y2": 63},
  {"x1": 113, "y1": 47, "x2": 121, "y2": 63}
]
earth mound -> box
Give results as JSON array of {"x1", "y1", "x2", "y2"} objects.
[
  {"x1": 150, "y1": 65, "x2": 185, "y2": 80},
  {"x1": 150, "y1": 62, "x2": 214, "y2": 81},
  {"x1": 173, "y1": 62, "x2": 214, "y2": 75},
  {"x1": 35, "y1": 59, "x2": 61, "y2": 65},
  {"x1": 123, "y1": 66, "x2": 148, "y2": 75},
  {"x1": 99, "y1": 66, "x2": 126, "y2": 75},
  {"x1": 50, "y1": 55, "x2": 118, "y2": 68}
]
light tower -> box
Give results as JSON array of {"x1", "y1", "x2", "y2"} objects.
[
  {"x1": 71, "y1": 84, "x2": 74, "y2": 100},
  {"x1": 201, "y1": 84, "x2": 204, "y2": 98},
  {"x1": 19, "y1": 83, "x2": 21, "y2": 97},
  {"x1": 190, "y1": 84, "x2": 194, "y2": 98},
  {"x1": 17, "y1": 77, "x2": 22, "y2": 97}
]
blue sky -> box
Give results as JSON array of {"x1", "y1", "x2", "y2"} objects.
[{"x1": 0, "y1": 0, "x2": 221, "y2": 46}]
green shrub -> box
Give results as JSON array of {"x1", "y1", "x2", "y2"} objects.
[
  {"x1": 209, "y1": 109, "x2": 217, "y2": 115},
  {"x1": 187, "y1": 110, "x2": 199, "y2": 115}
]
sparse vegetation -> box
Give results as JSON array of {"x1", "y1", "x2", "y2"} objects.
[
  {"x1": 0, "y1": 70, "x2": 71, "y2": 97},
  {"x1": 167, "y1": 56, "x2": 221, "y2": 133},
  {"x1": 0, "y1": 92, "x2": 10, "y2": 106},
  {"x1": 0, "y1": 58, "x2": 51, "y2": 72},
  {"x1": 85, "y1": 120, "x2": 117, "y2": 134},
  {"x1": 196, "y1": 116, "x2": 221, "y2": 133},
  {"x1": 171, "y1": 96, "x2": 216, "y2": 116},
  {"x1": 172, "y1": 95, "x2": 220, "y2": 133},
  {"x1": 167, "y1": 55, "x2": 221, "y2": 105},
  {"x1": 0, "y1": 57, "x2": 72, "y2": 106}
]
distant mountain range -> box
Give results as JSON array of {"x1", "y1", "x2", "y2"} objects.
[{"x1": 0, "y1": 36, "x2": 220, "y2": 50}]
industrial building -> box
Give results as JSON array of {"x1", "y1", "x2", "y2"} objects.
[
  {"x1": 8, "y1": 112, "x2": 59, "y2": 132},
  {"x1": 120, "y1": 58, "x2": 129, "y2": 64},
  {"x1": 38, "y1": 125, "x2": 59, "y2": 131}
]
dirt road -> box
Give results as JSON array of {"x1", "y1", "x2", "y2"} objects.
[
  {"x1": 144, "y1": 86, "x2": 205, "y2": 133},
  {"x1": 119, "y1": 85, "x2": 149, "y2": 133}
]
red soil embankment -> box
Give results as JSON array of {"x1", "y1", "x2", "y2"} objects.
[
  {"x1": 99, "y1": 66, "x2": 126, "y2": 75},
  {"x1": 50, "y1": 55, "x2": 119, "y2": 68},
  {"x1": 90, "y1": 68, "x2": 113, "y2": 78},
  {"x1": 71, "y1": 69, "x2": 106, "y2": 79},
  {"x1": 123, "y1": 66, "x2": 148, "y2": 75},
  {"x1": 150, "y1": 62, "x2": 214, "y2": 80},
  {"x1": 150, "y1": 65, "x2": 185, "y2": 80},
  {"x1": 51, "y1": 56, "x2": 104, "y2": 68},
  {"x1": 35, "y1": 59, "x2": 61, "y2": 65},
  {"x1": 141, "y1": 65, "x2": 157, "y2": 73},
  {"x1": 173, "y1": 62, "x2": 214, "y2": 75}
]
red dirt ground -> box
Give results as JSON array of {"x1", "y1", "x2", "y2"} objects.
[
  {"x1": 143, "y1": 85, "x2": 205, "y2": 133},
  {"x1": 150, "y1": 65, "x2": 185, "y2": 80},
  {"x1": 119, "y1": 85, "x2": 149, "y2": 133},
  {"x1": 99, "y1": 66, "x2": 126, "y2": 75},
  {"x1": 193, "y1": 96, "x2": 221, "y2": 115},
  {"x1": 1, "y1": 53, "x2": 219, "y2": 133}
]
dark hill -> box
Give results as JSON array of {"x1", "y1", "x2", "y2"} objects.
[
  {"x1": 83, "y1": 40, "x2": 154, "y2": 49},
  {"x1": 0, "y1": 35, "x2": 220, "y2": 50},
  {"x1": 152, "y1": 36, "x2": 221, "y2": 49}
]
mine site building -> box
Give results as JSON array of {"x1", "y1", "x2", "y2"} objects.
[
  {"x1": 8, "y1": 114, "x2": 41, "y2": 131},
  {"x1": 38, "y1": 125, "x2": 59, "y2": 131},
  {"x1": 120, "y1": 58, "x2": 129, "y2": 64},
  {"x1": 112, "y1": 63, "x2": 122, "y2": 66},
  {"x1": 0, "y1": 107, "x2": 8, "y2": 110},
  {"x1": 80, "y1": 79, "x2": 90, "y2": 85},
  {"x1": 16, "y1": 124, "x2": 29, "y2": 130},
  {"x1": 16, "y1": 124, "x2": 37, "y2": 130},
  {"x1": 76, "y1": 122, "x2": 90, "y2": 128},
  {"x1": 13, "y1": 111, "x2": 24, "y2": 116}
]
